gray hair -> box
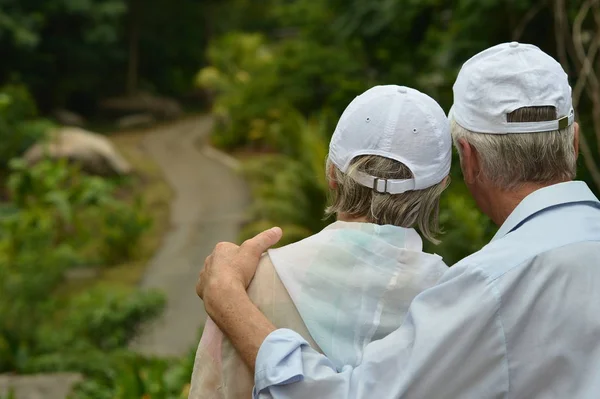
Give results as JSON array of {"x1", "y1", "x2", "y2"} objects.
[
  {"x1": 325, "y1": 155, "x2": 448, "y2": 244},
  {"x1": 451, "y1": 106, "x2": 577, "y2": 190}
]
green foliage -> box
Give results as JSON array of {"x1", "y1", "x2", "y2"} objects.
[
  {"x1": 0, "y1": 85, "x2": 164, "y2": 398},
  {"x1": 98, "y1": 198, "x2": 152, "y2": 264},
  {"x1": 0, "y1": 156, "x2": 157, "y2": 373},
  {"x1": 0, "y1": 85, "x2": 52, "y2": 167},
  {"x1": 0, "y1": 0, "x2": 127, "y2": 109},
  {"x1": 6, "y1": 157, "x2": 151, "y2": 264},
  {"x1": 26, "y1": 287, "x2": 165, "y2": 375},
  {"x1": 0, "y1": 208, "x2": 79, "y2": 371},
  {"x1": 198, "y1": 32, "x2": 365, "y2": 151},
  {"x1": 57, "y1": 287, "x2": 165, "y2": 352},
  {"x1": 0, "y1": 0, "x2": 217, "y2": 111},
  {"x1": 71, "y1": 349, "x2": 195, "y2": 399}
]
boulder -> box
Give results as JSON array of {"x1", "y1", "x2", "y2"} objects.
[
  {"x1": 117, "y1": 113, "x2": 156, "y2": 130},
  {"x1": 53, "y1": 109, "x2": 86, "y2": 127},
  {"x1": 100, "y1": 93, "x2": 183, "y2": 119},
  {"x1": 0, "y1": 373, "x2": 83, "y2": 399},
  {"x1": 24, "y1": 127, "x2": 132, "y2": 176}
]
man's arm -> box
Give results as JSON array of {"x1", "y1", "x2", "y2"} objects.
[
  {"x1": 204, "y1": 281, "x2": 275, "y2": 372},
  {"x1": 249, "y1": 264, "x2": 509, "y2": 398},
  {"x1": 197, "y1": 227, "x2": 283, "y2": 371},
  {"x1": 198, "y1": 229, "x2": 508, "y2": 398}
]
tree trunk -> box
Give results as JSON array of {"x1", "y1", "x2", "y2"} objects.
[{"x1": 127, "y1": 0, "x2": 141, "y2": 95}]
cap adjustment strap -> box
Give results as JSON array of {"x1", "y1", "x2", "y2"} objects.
[
  {"x1": 373, "y1": 178, "x2": 388, "y2": 194},
  {"x1": 350, "y1": 170, "x2": 417, "y2": 194},
  {"x1": 558, "y1": 115, "x2": 569, "y2": 130}
]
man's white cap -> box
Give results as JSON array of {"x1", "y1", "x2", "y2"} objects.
[
  {"x1": 329, "y1": 85, "x2": 451, "y2": 195},
  {"x1": 449, "y1": 42, "x2": 574, "y2": 134}
]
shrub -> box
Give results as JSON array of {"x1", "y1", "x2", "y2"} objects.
[
  {"x1": 0, "y1": 208, "x2": 80, "y2": 371},
  {"x1": 0, "y1": 85, "x2": 53, "y2": 167},
  {"x1": 98, "y1": 198, "x2": 152, "y2": 264},
  {"x1": 71, "y1": 349, "x2": 195, "y2": 399},
  {"x1": 197, "y1": 33, "x2": 365, "y2": 151},
  {"x1": 60, "y1": 287, "x2": 165, "y2": 352},
  {"x1": 7, "y1": 158, "x2": 151, "y2": 265},
  {"x1": 0, "y1": 157, "x2": 157, "y2": 373}
]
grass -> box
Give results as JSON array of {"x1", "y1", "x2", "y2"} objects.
[{"x1": 58, "y1": 128, "x2": 172, "y2": 296}]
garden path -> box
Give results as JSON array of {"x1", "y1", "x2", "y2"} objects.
[{"x1": 130, "y1": 115, "x2": 249, "y2": 357}]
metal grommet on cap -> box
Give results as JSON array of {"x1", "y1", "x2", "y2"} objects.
[
  {"x1": 509, "y1": 41, "x2": 519, "y2": 48},
  {"x1": 397, "y1": 86, "x2": 407, "y2": 94}
]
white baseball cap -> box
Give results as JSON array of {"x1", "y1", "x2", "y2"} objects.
[
  {"x1": 329, "y1": 85, "x2": 451, "y2": 195},
  {"x1": 449, "y1": 42, "x2": 574, "y2": 134}
]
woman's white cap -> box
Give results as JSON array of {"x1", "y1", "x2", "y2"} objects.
[
  {"x1": 449, "y1": 42, "x2": 574, "y2": 134},
  {"x1": 329, "y1": 85, "x2": 451, "y2": 195}
]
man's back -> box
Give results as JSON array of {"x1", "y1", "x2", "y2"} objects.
[
  {"x1": 498, "y1": 241, "x2": 600, "y2": 398},
  {"x1": 472, "y1": 195, "x2": 600, "y2": 398}
]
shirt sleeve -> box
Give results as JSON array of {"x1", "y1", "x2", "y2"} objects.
[{"x1": 254, "y1": 264, "x2": 509, "y2": 399}]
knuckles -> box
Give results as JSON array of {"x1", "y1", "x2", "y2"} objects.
[{"x1": 214, "y1": 241, "x2": 236, "y2": 253}]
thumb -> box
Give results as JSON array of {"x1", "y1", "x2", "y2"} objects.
[{"x1": 241, "y1": 227, "x2": 283, "y2": 257}]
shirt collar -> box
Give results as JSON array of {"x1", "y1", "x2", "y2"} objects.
[{"x1": 492, "y1": 181, "x2": 600, "y2": 242}]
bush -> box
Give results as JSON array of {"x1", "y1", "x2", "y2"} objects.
[
  {"x1": 71, "y1": 349, "x2": 195, "y2": 399},
  {"x1": 0, "y1": 157, "x2": 158, "y2": 373},
  {"x1": 0, "y1": 85, "x2": 53, "y2": 167},
  {"x1": 197, "y1": 33, "x2": 365, "y2": 151},
  {"x1": 7, "y1": 158, "x2": 151, "y2": 265},
  {"x1": 0, "y1": 208, "x2": 79, "y2": 371},
  {"x1": 25, "y1": 287, "x2": 165, "y2": 376},
  {"x1": 99, "y1": 198, "x2": 152, "y2": 264},
  {"x1": 59, "y1": 287, "x2": 165, "y2": 352}
]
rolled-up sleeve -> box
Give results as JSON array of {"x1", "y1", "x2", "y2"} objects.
[
  {"x1": 254, "y1": 329, "x2": 310, "y2": 393},
  {"x1": 253, "y1": 264, "x2": 509, "y2": 399}
]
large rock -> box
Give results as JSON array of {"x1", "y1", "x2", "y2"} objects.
[
  {"x1": 24, "y1": 127, "x2": 132, "y2": 176},
  {"x1": 100, "y1": 93, "x2": 183, "y2": 120},
  {"x1": 0, "y1": 373, "x2": 83, "y2": 399}
]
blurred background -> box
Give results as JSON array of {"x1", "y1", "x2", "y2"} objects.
[{"x1": 0, "y1": 0, "x2": 599, "y2": 397}]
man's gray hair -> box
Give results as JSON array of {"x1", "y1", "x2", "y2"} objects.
[
  {"x1": 325, "y1": 155, "x2": 448, "y2": 244},
  {"x1": 451, "y1": 106, "x2": 577, "y2": 190}
]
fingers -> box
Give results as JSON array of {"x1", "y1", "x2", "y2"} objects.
[{"x1": 241, "y1": 227, "x2": 283, "y2": 257}]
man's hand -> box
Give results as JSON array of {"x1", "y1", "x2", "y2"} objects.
[
  {"x1": 195, "y1": 227, "x2": 282, "y2": 369},
  {"x1": 197, "y1": 227, "x2": 283, "y2": 314}
]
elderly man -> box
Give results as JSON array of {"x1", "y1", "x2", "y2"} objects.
[{"x1": 197, "y1": 43, "x2": 600, "y2": 398}]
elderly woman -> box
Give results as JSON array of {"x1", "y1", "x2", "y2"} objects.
[{"x1": 189, "y1": 85, "x2": 451, "y2": 399}]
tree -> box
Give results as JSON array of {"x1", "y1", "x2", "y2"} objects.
[{"x1": 553, "y1": 0, "x2": 600, "y2": 191}]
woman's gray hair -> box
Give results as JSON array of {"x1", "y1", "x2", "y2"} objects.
[
  {"x1": 325, "y1": 155, "x2": 448, "y2": 244},
  {"x1": 451, "y1": 106, "x2": 576, "y2": 190}
]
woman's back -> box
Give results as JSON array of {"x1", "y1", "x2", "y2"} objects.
[{"x1": 189, "y1": 221, "x2": 447, "y2": 398}]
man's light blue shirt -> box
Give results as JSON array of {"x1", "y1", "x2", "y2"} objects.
[{"x1": 253, "y1": 181, "x2": 600, "y2": 398}]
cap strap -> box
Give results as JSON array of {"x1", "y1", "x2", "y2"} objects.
[
  {"x1": 350, "y1": 171, "x2": 416, "y2": 194},
  {"x1": 503, "y1": 108, "x2": 575, "y2": 132}
]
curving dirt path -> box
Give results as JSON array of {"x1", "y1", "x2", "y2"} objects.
[{"x1": 130, "y1": 115, "x2": 249, "y2": 357}]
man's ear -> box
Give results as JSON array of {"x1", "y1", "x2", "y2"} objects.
[
  {"x1": 457, "y1": 138, "x2": 478, "y2": 185},
  {"x1": 328, "y1": 164, "x2": 338, "y2": 189},
  {"x1": 573, "y1": 122, "x2": 580, "y2": 159}
]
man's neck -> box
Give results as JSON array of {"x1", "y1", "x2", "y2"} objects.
[{"x1": 485, "y1": 181, "x2": 567, "y2": 226}]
